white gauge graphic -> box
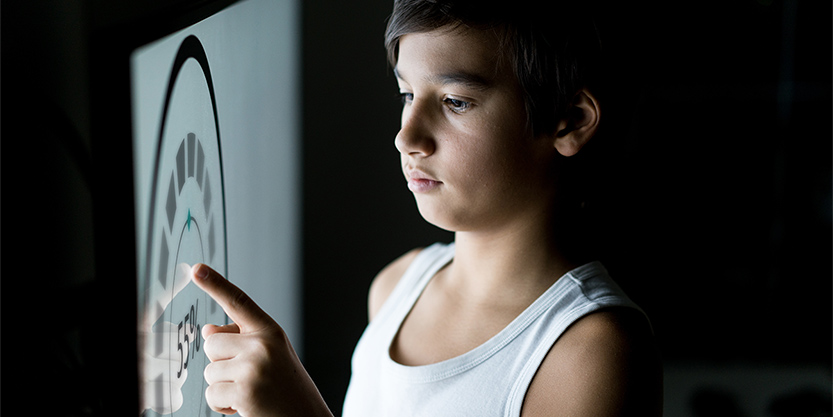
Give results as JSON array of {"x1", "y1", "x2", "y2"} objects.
[{"x1": 139, "y1": 35, "x2": 228, "y2": 417}]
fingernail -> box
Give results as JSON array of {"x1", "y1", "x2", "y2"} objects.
[{"x1": 193, "y1": 264, "x2": 208, "y2": 279}]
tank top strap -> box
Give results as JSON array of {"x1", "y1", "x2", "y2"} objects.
[{"x1": 371, "y1": 242, "x2": 455, "y2": 326}]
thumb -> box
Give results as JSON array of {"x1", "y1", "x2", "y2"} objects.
[{"x1": 191, "y1": 263, "x2": 273, "y2": 334}]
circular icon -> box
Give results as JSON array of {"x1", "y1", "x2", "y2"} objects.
[{"x1": 139, "y1": 35, "x2": 228, "y2": 417}]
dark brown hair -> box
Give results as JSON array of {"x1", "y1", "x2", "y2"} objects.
[{"x1": 384, "y1": 0, "x2": 603, "y2": 136}]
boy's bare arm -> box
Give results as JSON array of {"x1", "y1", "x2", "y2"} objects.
[
  {"x1": 522, "y1": 309, "x2": 663, "y2": 417},
  {"x1": 368, "y1": 247, "x2": 423, "y2": 321}
]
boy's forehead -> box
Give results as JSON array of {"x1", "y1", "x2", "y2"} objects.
[{"x1": 394, "y1": 28, "x2": 507, "y2": 86}]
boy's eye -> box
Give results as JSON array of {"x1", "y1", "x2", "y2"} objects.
[
  {"x1": 399, "y1": 92, "x2": 414, "y2": 105},
  {"x1": 444, "y1": 97, "x2": 471, "y2": 113},
  {"x1": 397, "y1": 93, "x2": 471, "y2": 113}
]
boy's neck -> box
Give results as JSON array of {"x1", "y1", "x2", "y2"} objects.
[{"x1": 445, "y1": 211, "x2": 588, "y2": 307}]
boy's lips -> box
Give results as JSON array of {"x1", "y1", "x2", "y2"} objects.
[{"x1": 405, "y1": 168, "x2": 442, "y2": 193}]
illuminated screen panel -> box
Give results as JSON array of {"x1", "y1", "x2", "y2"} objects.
[{"x1": 131, "y1": 0, "x2": 300, "y2": 415}]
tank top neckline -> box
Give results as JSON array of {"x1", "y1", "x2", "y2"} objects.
[{"x1": 383, "y1": 242, "x2": 605, "y2": 383}]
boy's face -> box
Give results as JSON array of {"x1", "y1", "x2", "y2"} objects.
[{"x1": 394, "y1": 27, "x2": 559, "y2": 233}]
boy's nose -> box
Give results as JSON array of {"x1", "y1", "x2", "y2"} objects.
[{"x1": 394, "y1": 103, "x2": 435, "y2": 158}]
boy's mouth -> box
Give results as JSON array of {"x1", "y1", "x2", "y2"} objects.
[
  {"x1": 405, "y1": 168, "x2": 442, "y2": 193},
  {"x1": 408, "y1": 178, "x2": 441, "y2": 193}
]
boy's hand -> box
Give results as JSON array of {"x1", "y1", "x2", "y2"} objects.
[{"x1": 192, "y1": 264, "x2": 332, "y2": 417}]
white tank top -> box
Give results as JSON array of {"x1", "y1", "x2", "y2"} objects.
[{"x1": 342, "y1": 242, "x2": 643, "y2": 417}]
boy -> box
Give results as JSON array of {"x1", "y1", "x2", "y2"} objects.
[{"x1": 193, "y1": 0, "x2": 662, "y2": 416}]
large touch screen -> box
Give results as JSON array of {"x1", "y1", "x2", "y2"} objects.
[
  {"x1": 131, "y1": 1, "x2": 301, "y2": 414},
  {"x1": 136, "y1": 34, "x2": 228, "y2": 416}
]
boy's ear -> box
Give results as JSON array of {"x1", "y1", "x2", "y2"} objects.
[{"x1": 553, "y1": 88, "x2": 600, "y2": 157}]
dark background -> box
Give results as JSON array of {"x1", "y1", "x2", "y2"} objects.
[
  {"x1": 1, "y1": 0, "x2": 830, "y2": 415},
  {"x1": 300, "y1": 0, "x2": 831, "y2": 415}
]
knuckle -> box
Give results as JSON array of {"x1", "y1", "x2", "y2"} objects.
[
  {"x1": 271, "y1": 325, "x2": 290, "y2": 345},
  {"x1": 248, "y1": 337, "x2": 272, "y2": 358},
  {"x1": 230, "y1": 289, "x2": 253, "y2": 312},
  {"x1": 203, "y1": 334, "x2": 218, "y2": 360},
  {"x1": 203, "y1": 362, "x2": 215, "y2": 384},
  {"x1": 248, "y1": 334, "x2": 287, "y2": 369},
  {"x1": 239, "y1": 379, "x2": 257, "y2": 398},
  {"x1": 204, "y1": 383, "x2": 220, "y2": 405},
  {"x1": 239, "y1": 359, "x2": 262, "y2": 381},
  {"x1": 205, "y1": 383, "x2": 236, "y2": 414}
]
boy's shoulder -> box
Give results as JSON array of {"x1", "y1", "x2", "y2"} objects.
[
  {"x1": 367, "y1": 247, "x2": 424, "y2": 321},
  {"x1": 522, "y1": 307, "x2": 663, "y2": 416}
]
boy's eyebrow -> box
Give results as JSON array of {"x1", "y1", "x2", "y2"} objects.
[{"x1": 394, "y1": 67, "x2": 494, "y2": 91}]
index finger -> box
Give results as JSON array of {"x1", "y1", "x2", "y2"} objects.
[{"x1": 191, "y1": 263, "x2": 272, "y2": 334}]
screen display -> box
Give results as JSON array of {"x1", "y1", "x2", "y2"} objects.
[
  {"x1": 131, "y1": 0, "x2": 300, "y2": 415},
  {"x1": 136, "y1": 33, "x2": 228, "y2": 416}
]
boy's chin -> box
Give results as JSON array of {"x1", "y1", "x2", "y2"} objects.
[
  {"x1": 415, "y1": 203, "x2": 475, "y2": 234},
  {"x1": 415, "y1": 204, "x2": 455, "y2": 233}
]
